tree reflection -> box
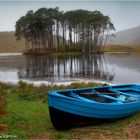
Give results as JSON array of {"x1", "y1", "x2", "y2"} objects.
[{"x1": 18, "y1": 55, "x2": 115, "y2": 82}]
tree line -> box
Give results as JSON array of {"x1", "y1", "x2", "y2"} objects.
[{"x1": 15, "y1": 7, "x2": 115, "y2": 54}]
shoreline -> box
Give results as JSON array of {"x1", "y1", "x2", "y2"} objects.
[
  {"x1": 0, "y1": 53, "x2": 22, "y2": 57},
  {"x1": 0, "y1": 79, "x2": 111, "y2": 87},
  {"x1": 0, "y1": 51, "x2": 139, "y2": 57}
]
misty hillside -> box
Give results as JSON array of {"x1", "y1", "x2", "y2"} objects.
[
  {"x1": 0, "y1": 32, "x2": 63, "y2": 53},
  {"x1": 0, "y1": 31, "x2": 24, "y2": 52},
  {"x1": 107, "y1": 26, "x2": 140, "y2": 46}
]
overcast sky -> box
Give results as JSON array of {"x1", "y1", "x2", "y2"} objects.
[{"x1": 0, "y1": 1, "x2": 140, "y2": 32}]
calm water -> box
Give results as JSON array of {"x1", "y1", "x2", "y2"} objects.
[{"x1": 0, "y1": 53, "x2": 140, "y2": 85}]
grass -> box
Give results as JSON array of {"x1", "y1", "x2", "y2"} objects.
[
  {"x1": 105, "y1": 44, "x2": 140, "y2": 53},
  {"x1": 23, "y1": 49, "x2": 82, "y2": 56},
  {"x1": 0, "y1": 81, "x2": 140, "y2": 139},
  {"x1": 52, "y1": 51, "x2": 82, "y2": 56},
  {"x1": 4, "y1": 100, "x2": 50, "y2": 138}
]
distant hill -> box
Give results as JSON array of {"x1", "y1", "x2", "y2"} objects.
[
  {"x1": 0, "y1": 31, "x2": 24, "y2": 53},
  {"x1": 0, "y1": 31, "x2": 63, "y2": 53},
  {"x1": 107, "y1": 26, "x2": 140, "y2": 46}
]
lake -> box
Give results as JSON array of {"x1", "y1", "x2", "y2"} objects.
[{"x1": 0, "y1": 53, "x2": 140, "y2": 85}]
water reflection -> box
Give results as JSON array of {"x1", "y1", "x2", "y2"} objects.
[{"x1": 18, "y1": 55, "x2": 115, "y2": 83}]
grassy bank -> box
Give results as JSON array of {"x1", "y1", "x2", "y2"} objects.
[
  {"x1": 24, "y1": 44, "x2": 140, "y2": 56},
  {"x1": 23, "y1": 49, "x2": 82, "y2": 56},
  {"x1": 105, "y1": 44, "x2": 140, "y2": 53},
  {"x1": 0, "y1": 81, "x2": 140, "y2": 139}
]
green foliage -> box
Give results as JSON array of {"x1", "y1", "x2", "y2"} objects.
[
  {"x1": 15, "y1": 7, "x2": 115, "y2": 54},
  {"x1": 0, "y1": 83, "x2": 9, "y2": 115},
  {"x1": 18, "y1": 81, "x2": 36, "y2": 100},
  {"x1": 17, "y1": 81, "x2": 98, "y2": 101},
  {"x1": 58, "y1": 44, "x2": 82, "y2": 52}
]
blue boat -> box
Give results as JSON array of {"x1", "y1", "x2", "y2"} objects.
[{"x1": 48, "y1": 84, "x2": 140, "y2": 130}]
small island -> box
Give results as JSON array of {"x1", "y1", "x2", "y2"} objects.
[{"x1": 15, "y1": 7, "x2": 115, "y2": 55}]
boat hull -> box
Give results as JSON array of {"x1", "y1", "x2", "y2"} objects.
[{"x1": 49, "y1": 107, "x2": 115, "y2": 130}]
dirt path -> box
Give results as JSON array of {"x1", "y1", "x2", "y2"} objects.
[{"x1": 30, "y1": 122, "x2": 140, "y2": 140}]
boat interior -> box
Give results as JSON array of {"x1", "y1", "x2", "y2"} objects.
[{"x1": 57, "y1": 84, "x2": 140, "y2": 103}]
